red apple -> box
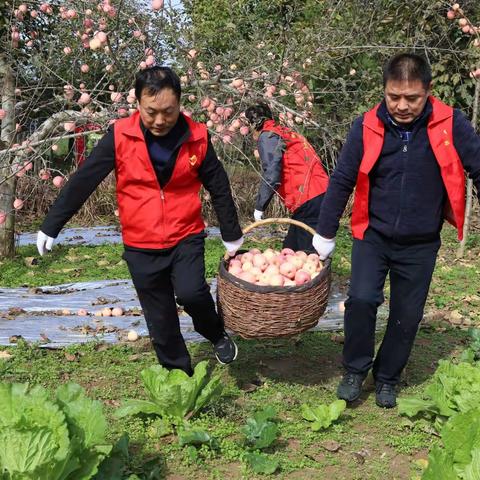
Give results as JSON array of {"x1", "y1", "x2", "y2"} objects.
[
  {"x1": 295, "y1": 250, "x2": 308, "y2": 260},
  {"x1": 264, "y1": 264, "x2": 280, "y2": 276},
  {"x1": 241, "y1": 252, "x2": 253, "y2": 264},
  {"x1": 53, "y1": 176, "x2": 64, "y2": 188},
  {"x1": 249, "y1": 266, "x2": 262, "y2": 279},
  {"x1": 228, "y1": 265, "x2": 242, "y2": 276},
  {"x1": 279, "y1": 261, "x2": 297, "y2": 280},
  {"x1": 229, "y1": 259, "x2": 242, "y2": 269},
  {"x1": 302, "y1": 261, "x2": 317, "y2": 276},
  {"x1": 269, "y1": 274, "x2": 284, "y2": 286},
  {"x1": 242, "y1": 261, "x2": 253, "y2": 272},
  {"x1": 13, "y1": 198, "x2": 23, "y2": 210},
  {"x1": 294, "y1": 270, "x2": 312, "y2": 286},
  {"x1": 253, "y1": 254, "x2": 268, "y2": 271},
  {"x1": 239, "y1": 271, "x2": 256, "y2": 283}
]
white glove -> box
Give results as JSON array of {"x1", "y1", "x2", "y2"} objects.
[
  {"x1": 312, "y1": 233, "x2": 335, "y2": 260},
  {"x1": 254, "y1": 210, "x2": 263, "y2": 221},
  {"x1": 36, "y1": 230, "x2": 55, "y2": 256},
  {"x1": 222, "y1": 236, "x2": 244, "y2": 257}
]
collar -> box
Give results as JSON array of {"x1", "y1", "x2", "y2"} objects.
[
  {"x1": 377, "y1": 99, "x2": 432, "y2": 132},
  {"x1": 122, "y1": 111, "x2": 194, "y2": 143}
]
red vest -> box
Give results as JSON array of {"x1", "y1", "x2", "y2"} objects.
[
  {"x1": 261, "y1": 120, "x2": 329, "y2": 212},
  {"x1": 351, "y1": 97, "x2": 465, "y2": 240},
  {"x1": 114, "y1": 112, "x2": 207, "y2": 249}
]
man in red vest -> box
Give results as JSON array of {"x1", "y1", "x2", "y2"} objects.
[
  {"x1": 36, "y1": 66, "x2": 244, "y2": 375},
  {"x1": 313, "y1": 53, "x2": 480, "y2": 408},
  {"x1": 245, "y1": 104, "x2": 329, "y2": 251}
]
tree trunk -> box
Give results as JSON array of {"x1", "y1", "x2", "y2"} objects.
[
  {"x1": 457, "y1": 79, "x2": 479, "y2": 258},
  {"x1": 0, "y1": 54, "x2": 17, "y2": 258}
]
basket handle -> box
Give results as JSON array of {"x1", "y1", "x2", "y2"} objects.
[{"x1": 223, "y1": 217, "x2": 317, "y2": 260}]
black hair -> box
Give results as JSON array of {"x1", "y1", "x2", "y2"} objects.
[
  {"x1": 134, "y1": 66, "x2": 181, "y2": 101},
  {"x1": 244, "y1": 103, "x2": 274, "y2": 131},
  {"x1": 383, "y1": 53, "x2": 432, "y2": 89}
]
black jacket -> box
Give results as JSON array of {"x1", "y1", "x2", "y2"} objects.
[{"x1": 317, "y1": 99, "x2": 480, "y2": 243}]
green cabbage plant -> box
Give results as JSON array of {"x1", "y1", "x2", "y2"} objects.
[
  {"x1": 0, "y1": 382, "x2": 118, "y2": 479},
  {"x1": 115, "y1": 361, "x2": 222, "y2": 425}
]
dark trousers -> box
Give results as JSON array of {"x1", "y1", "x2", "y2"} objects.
[
  {"x1": 283, "y1": 194, "x2": 324, "y2": 251},
  {"x1": 343, "y1": 228, "x2": 441, "y2": 385},
  {"x1": 122, "y1": 233, "x2": 224, "y2": 375}
]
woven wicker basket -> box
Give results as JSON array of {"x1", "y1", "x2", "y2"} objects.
[{"x1": 216, "y1": 218, "x2": 332, "y2": 339}]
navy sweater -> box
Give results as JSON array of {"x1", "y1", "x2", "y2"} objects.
[{"x1": 317, "y1": 99, "x2": 480, "y2": 243}]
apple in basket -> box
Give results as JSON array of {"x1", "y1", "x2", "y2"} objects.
[
  {"x1": 238, "y1": 271, "x2": 257, "y2": 283},
  {"x1": 264, "y1": 264, "x2": 280, "y2": 276},
  {"x1": 249, "y1": 266, "x2": 263, "y2": 278},
  {"x1": 263, "y1": 248, "x2": 276, "y2": 263},
  {"x1": 229, "y1": 259, "x2": 242, "y2": 270},
  {"x1": 240, "y1": 252, "x2": 254, "y2": 264},
  {"x1": 288, "y1": 254, "x2": 305, "y2": 270},
  {"x1": 295, "y1": 250, "x2": 308, "y2": 261},
  {"x1": 227, "y1": 248, "x2": 323, "y2": 286},
  {"x1": 294, "y1": 269, "x2": 312, "y2": 286},
  {"x1": 302, "y1": 261, "x2": 317, "y2": 276},
  {"x1": 269, "y1": 274, "x2": 285, "y2": 286},
  {"x1": 272, "y1": 254, "x2": 288, "y2": 266},
  {"x1": 228, "y1": 264, "x2": 243, "y2": 276},
  {"x1": 242, "y1": 260, "x2": 254, "y2": 271},
  {"x1": 279, "y1": 261, "x2": 297, "y2": 280},
  {"x1": 252, "y1": 253, "x2": 268, "y2": 271}
]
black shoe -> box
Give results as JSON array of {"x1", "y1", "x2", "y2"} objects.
[
  {"x1": 336, "y1": 372, "x2": 366, "y2": 402},
  {"x1": 214, "y1": 332, "x2": 238, "y2": 365},
  {"x1": 375, "y1": 382, "x2": 397, "y2": 408}
]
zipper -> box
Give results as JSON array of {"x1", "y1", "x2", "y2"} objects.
[
  {"x1": 159, "y1": 187, "x2": 166, "y2": 238},
  {"x1": 393, "y1": 141, "x2": 408, "y2": 235}
]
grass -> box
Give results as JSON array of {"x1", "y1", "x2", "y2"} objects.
[
  {"x1": 0, "y1": 225, "x2": 353, "y2": 288},
  {"x1": 0, "y1": 328, "x2": 470, "y2": 479},
  {"x1": 0, "y1": 223, "x2": 479, "y2": 478}
]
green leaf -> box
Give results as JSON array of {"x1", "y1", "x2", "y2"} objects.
[
  {"x1": 0, "y1": 382, "x2": 122, "y2": 480},
  {"x1": 56, "y1": 383, "x2": 107, "y2": 449},
  {"x1": 243, "y1": 417, "x2": 278, "y2": 450},
  {"x1": 0, "y1": 383, "x2": 72, "y2": 479},
  {"x1": 463, "y1": 448, "x2": 480, "y2": 480},
  {"x1": 328, "y1": 399, "x2": 347, "y2": 420},
  {"x1": 252, "y1": 406, "x2": 277, "y2": 424},
  {"x1": 0, "y1": 427, "x2": 57, "y2": 475},
  {"x1": 300, "y1": 404, "x2": 317, "y2": 422},
  {"x1": 442, "y1": 409, "x2": 480, "y2": 468},
  {"x1": 177, "y1": 429, "x2": 212, "y2": 447},
  {"x1": 118, "y1": 361, "x2": 221, "y2": 422},
  {"x1": 245, "y1": 452, "x2": 279, "y2": 475},
  {"x1": 301, "y1": 400, "x2": 346, "y2": 431},
  {"x1": 94, "y1": 433, "x2": 129, "y2": 480},
  {"x1": 55, "y1": 383, "x2": 112, "y2": 479},
  {"x1": 422, "y1": 446, "x2": 458, "y2": 480},
  {"x1": 397, "y1": 397, "x2": 437, "y2": 418},
  {"x1": 192, "y1": 375, "x2": 222, "y2": 415},
  {"x1": 115, "y1": 400, "x2": 164, "y2": 419}
]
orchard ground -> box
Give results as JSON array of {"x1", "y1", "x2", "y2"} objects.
[{"x1": 0, "y1": 221, "x2": 479, "y2": 479}]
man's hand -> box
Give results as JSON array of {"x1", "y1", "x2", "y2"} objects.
[
  {"x1": 253, "y1": 210, "x2": 263, "y2": 221},
  {"x1": 36, "y1": 231, "x2": 55, "y2": 256},
  {"x1": 312, "y1": 233, "x2": 335, "y2": 260},
  {"x1": 222, "y1": 236, "x2": 244, "y2": 257}
]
